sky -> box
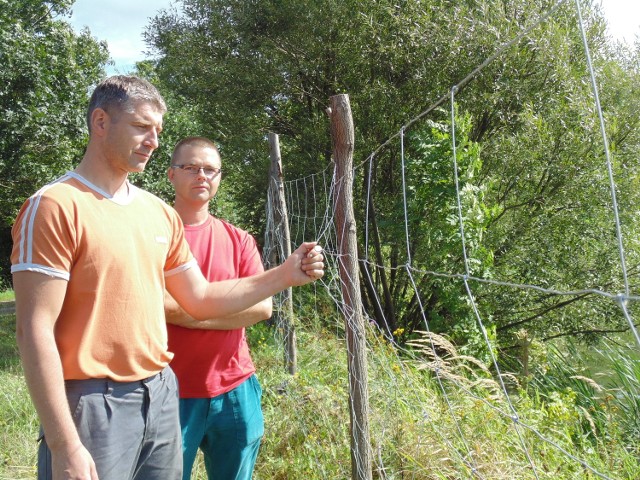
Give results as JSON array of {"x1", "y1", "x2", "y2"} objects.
[
  {"x1": 600, "y1": 0, "x2": 640, "y2": 45},
  {"x1": 68, "y1": 0, "x2": 640, "y2": 74},
  {"x1": 68, "y1": 0, "x2": 175, "y2": 74}
]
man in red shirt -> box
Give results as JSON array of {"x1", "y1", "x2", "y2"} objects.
[{"x1": 165, "y1": 137, "x2": 271, "y2": 479}]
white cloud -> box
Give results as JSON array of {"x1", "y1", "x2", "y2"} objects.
[{"x1": 69, "y1": 0, "x2": 175, "y2": 74}]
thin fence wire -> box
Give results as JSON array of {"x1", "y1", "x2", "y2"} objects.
[{"x1": 262, "y1": 0, "x2": 638, "y2": 477}]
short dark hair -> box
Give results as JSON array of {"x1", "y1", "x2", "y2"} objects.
[
  {"x1": 87, "y1": 76, "x2": 167, "y2": 132},
  {"x1": 171, "y1": 137, "x2": 221, "y2": 165}
]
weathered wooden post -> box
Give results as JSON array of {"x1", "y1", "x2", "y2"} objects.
[
  {"x1": 268, "y1": 132, "x2": 297, "y2": 375},
  {"x1": 329, "y1": 94, "x2": 373, "y2": 480}
]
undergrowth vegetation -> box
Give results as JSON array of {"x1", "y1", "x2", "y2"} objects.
[
  {"x1": 1, "y1": 312, "x2": 640, "y2": 479},
  {"x1": 0, "y1": 313, "x2": 37, "y2": 479},
  {"x1": 0, "y1": 290, "x2": 14, "y2": 302}
]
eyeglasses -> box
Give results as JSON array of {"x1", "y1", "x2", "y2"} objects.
[{"x1": 171, "y1": 164, "x2": 222, "y2": 179}]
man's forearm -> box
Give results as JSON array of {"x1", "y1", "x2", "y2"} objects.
[
  {"x1": 166, "y1": 292, "x2": 272, "y2": 330},
  {"x1": 167, "y1": 242, "x2": 322, "y2": 321},
  {"x1": 17, "y1": 326, "x2": 82, "y2": 453}
]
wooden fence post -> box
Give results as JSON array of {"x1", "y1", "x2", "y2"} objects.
[
  {"x1": 268, "y1": 132, "x2": 297, "y2": 375},
  {"x1": 329, "y1": 94, "x2": 373, "y2": 480}
]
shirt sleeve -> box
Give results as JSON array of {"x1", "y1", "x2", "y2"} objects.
[
  {"x1": 239, "y1": 231, "x2": 265, "y2": 278},
  {"x1": 164, "y1": 205, "x2": 196, "y2": 277},
  {"x1": 11, "y1": 191, "x2": 75, "y2": 280}
]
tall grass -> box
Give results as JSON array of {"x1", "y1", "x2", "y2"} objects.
[
  {"x1": 2, "y1": 313, "x2": 640, "y2": 479},
  {"x1": 595, "y1": 340, "x2": 640, "y2": 455},
  {"x1": 0, "y1": 313, "x2": 37, "y2": 479},
  {"x1": 0, "y1": 289, "x2": 14, "y2": 302},
  {"x1": 245, "y1": 320, "x2": 640, "y2": 479}
]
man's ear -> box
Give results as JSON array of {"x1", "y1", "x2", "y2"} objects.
[{"x1": 90, "y1": 108, "x2": 109, "y2": 136}]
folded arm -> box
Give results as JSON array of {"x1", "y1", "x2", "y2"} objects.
[{"x1": 165, "y1": 290, "x2": 272, "y2": 329}]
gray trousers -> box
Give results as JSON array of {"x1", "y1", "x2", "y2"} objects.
[{"x1": 38, "y1": 366, "x2": 182, "y2": 480}]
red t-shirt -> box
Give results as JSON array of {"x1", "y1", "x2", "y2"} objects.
[{"x1": 167, "y1": 215, "x2": 264, "y2": 398}]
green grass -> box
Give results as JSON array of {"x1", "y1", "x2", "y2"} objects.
[
  {"x1": 0, "y1": 290, "x2": 14, "y2": 302},
  {"x1": 0, "y1": 313, "x2": 37, "y2": 479},
  {"x1": 2, "y1": 313, "x2": 640, "y2": 479}
]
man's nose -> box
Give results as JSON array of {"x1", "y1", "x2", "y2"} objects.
[{"x1": 144, "y1": 129, "x2": 160, "y2": 149}]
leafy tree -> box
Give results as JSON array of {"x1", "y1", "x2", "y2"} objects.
[
  {"x1": 0, "y1": 0, "x2": 109, "y2": 287},
  {"x1": 473, "y1": 26, "x2": 640, "y2": 348},
  {"x1": 146, "y1": 0, "x2": 640, "y2": 356}
]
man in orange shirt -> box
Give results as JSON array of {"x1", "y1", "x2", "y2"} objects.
[{"x1": 11, "y1": 76, "x2": 324, "y2": 480}]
